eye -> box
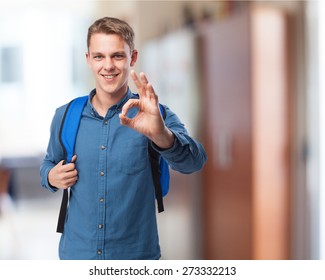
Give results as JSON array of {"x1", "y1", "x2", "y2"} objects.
[
  {"x1": 93, "y1": 55, "x2": 104, "y2": 61},
  {"x1": 113, "y1": 54, "x2": 125, "y2": 60}
]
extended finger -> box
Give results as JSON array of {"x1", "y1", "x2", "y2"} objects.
[
  {"x1": 131, "y1": 70, "x2": 149, "y2": 98},
  {"x1": 139, "y1": 72, "x2": 149, "y2": 85},
  {"x1": 146, "y1": 82, "x2": 158, "y2": 102},
  {"x1": 130, "y1": 70, "x2": 143, "y2": 90},
  {"x1": 140, "y1": 73, "x2": 157, "y2": 100}
]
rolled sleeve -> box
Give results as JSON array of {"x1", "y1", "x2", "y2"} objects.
[
  {"x1": 40, "y1": 161, "x2": 58, "y2": 193},
  {"x1": 151, "y1": 128, "x2": 207, "y2": 174}
]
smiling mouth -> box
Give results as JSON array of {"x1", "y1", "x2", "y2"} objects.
[{"x1": 102, "y1": 74, "x2": 118, "y2": 79}]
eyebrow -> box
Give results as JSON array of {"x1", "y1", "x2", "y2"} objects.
[
  {"x1": 90, "y1": 52, "x2": 104, "y2": 56},
  {"x1": 90, "y1": 51, "x2": 127, "y2": 56}
]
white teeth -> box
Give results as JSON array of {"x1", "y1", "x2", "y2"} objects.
[{"x1": 104, "y1": 75, "x2": 115, "y2": 79}]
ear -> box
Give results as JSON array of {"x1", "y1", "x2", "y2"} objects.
[
  {"x1": 130, "y1": 50, "x2": 138, "y2": 67},
  {"x1": 85, "y1": 52, "x2": 90, "y2": 66}
]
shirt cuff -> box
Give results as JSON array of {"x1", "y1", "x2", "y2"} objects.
[
  {"x1": 151, "y1": 129, "x2": 189, "y2": 156},
  {"x1": 42, "y1": 166, "x2": 59, "y2": 193}
]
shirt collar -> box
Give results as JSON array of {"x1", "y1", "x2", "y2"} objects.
[{"x1": 87, "y1": 88, "x2": 134, "y2": 115}]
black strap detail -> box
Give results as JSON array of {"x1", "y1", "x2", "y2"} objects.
[
  {"x1": 148, "y1": 143, "x2": 164, "y2": 213},
  {"x1": 56, "y1": 98, "x2": 75, "y2": 234},
  {"x1": 56, "y1": 188, "x2": 69, "y2": 233},
  {"x1": 151, "y1": 103, "x2": 166, "y2": 212}
]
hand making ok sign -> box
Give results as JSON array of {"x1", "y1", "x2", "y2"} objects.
[{"x1": 119, "y1": 70, "x2": 175, "y2": 149}]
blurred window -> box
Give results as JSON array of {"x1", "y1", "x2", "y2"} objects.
[{"x1": 0, "y1": 46, "x2": 22, "y2": 84}]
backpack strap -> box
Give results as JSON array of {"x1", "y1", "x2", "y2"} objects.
[
  {"x1": 56, "y1": 97, "x2": 169, "y2": 233},
  {"x1": 59, "y1": 96, "x2": 89, "y2": 163},
  {"x1": 56, "y1": 96, "x2": 88, "y2": 233},
  {"x1": 148, "y1": 104, "x2": 170, "y2": 213},
  {"x1": 56, "y1": 189, "x2": 69, "y2": 233}
]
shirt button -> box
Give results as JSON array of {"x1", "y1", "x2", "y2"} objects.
[
  {"x1": 101, "y1": 145, "x2": 106, "y2": 150},
  {"x1": 99, "y1": 198, "x2": 104, "y2": 202},
  {"x1": 104, "y1": 121, "x2": 108, "y2": 125},
  {"x1": 100, "y1": 171, "x2": 105, "y2": 176},
  {"x1": 98, "y1": 224, "x2": 103, "y2": 229},
  {"x1": 97, "y1": 250, "x2": 102, "y2": 255}
]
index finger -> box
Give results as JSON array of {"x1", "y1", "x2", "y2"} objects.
[
  {"x1": 131, "y1": 70, "x2": 150, "y2": 98},
  {"x1": 62, "y1": 161, "x2": 76, "y2": 172},
  {"x1": 130, "y1": 70, "x2": 142, "y2": 89}
]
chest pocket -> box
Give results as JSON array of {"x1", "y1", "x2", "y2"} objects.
[{"x1": 117, "y1": 137, "x2": 148, "y2": 175}]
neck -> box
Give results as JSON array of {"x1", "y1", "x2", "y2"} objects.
[{"x1": 92, "y1": 88, "x2": 128, "y2": 117}]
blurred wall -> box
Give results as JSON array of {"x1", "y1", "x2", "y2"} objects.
[{"x1": 90, "y1": 0, "x2": 308, "y2": 260}]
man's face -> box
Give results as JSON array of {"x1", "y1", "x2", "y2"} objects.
[{"x1": 86, "y1": 33, "x2": 137, "y2": 99}]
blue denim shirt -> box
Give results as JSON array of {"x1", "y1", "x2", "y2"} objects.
[{"x1": 40, "y1": 88, "x2": 207, "y2": 260}]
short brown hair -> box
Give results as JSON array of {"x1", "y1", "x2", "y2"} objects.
[{"x1": 87, "y1": 17, "x2": 135, "y2": 52}]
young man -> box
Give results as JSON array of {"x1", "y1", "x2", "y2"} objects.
[{"x1": 40, "y1": 17, "x2": 207, "y2": 260}]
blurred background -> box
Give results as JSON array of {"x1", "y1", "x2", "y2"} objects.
[{"x1": 0, "y1": 0, "x2": 324, "y2": 260}]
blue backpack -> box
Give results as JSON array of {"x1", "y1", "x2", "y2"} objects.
[{"x1": 56, "y1": 95, "x2": 170, "y2": 233}]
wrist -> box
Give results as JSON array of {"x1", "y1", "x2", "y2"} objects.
[{"x1": 152, "y1": 127, "x2": 175, "y2": 150}]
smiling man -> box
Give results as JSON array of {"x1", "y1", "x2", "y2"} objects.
[{"x1": 40, "y1": 17, "x2": 207, "y2": 260}]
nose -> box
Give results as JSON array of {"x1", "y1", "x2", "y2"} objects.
[{"x1": 103, "y1": 57, "x2": 115, "y2": 71}]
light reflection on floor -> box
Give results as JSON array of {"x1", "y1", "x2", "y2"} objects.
[
  {"x1": 0, "y1": 195, "x2": 197, "y2": 260},
  {"x1": 0, "y1": 197, "x2": 61, "y2": 260}
]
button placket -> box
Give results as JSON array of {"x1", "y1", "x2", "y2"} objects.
[{"x1": 96, "y1": 117, "x2": 109, "y2": 259}]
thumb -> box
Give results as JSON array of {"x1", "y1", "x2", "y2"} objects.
[
  {"x1": 59, "y1": 155, "x2": 77, "y2": 166},
  {"x1": 71, "y1": 155, "x2": 77, "y2": 163}
]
